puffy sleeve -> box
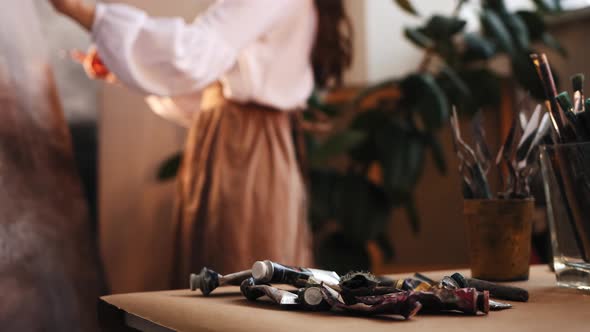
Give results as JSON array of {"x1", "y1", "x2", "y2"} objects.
[{"x1": 91, "y1": 0, "x2": 297, "y2": 96}]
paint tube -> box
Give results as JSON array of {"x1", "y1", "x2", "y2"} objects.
[
  {"x1": 240, "y1": 277, "x2": 299, "y2": 306},
  {"x1": 251, "y1": 260, "x2": 340, "y2": 287},
  {"x1": 190, "y1": 267, "x2": 252, "y2": 296},
  {"x1": 450, "y1": 272, "x2": 529, "y2": 302},
  {"x1": 298, "y1": 286, "x2": 331, "y2": 311},
  {"x1": 321, "y1": 284, "x2": 422, "y2": 320}
]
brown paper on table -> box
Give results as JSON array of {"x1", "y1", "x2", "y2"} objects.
[{"x1": 99, "y1": 266, "x2": 590, "y2": 332}]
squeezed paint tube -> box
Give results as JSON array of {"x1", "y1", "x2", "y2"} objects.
[
  {"x1": 395, "y1": 274, "x2": 509, "y2": 311},
  {"x1": 409, "y1": 273, "x2": 517, "y2": 309},
  {"x1": 320, "y1": 284, "x2": 422, "y2": 320},
  {"x1": 252, "y1": 260, "x2": 340, "y2": 287},
  {"x1": 190, "y1": 267, "x2": 252, "y2": 296},
  {"x1": 339, "y1": 272, "x2": 403, "y2": 304},
  {"x1": 355, "y1": 288, "x2": 488, "y2": 316},
  {"x1": 240, "y1": 277, "x2": 299, "y2": 306},
  {"x1": 412, "y1": 288, "x2": 488, "y2": 315},
  {"x1": 298, "y1": 286, "x2": 331, "y2": 311},
  {"x1": 393, "y1": 278, "x2": 433, "y2": 292}
]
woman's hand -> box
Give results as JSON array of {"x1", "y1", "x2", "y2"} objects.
[
  {"x1": 48, "y1": 0, "x2": 95, "y2": 31},
  {"x1": 71, "y1": 47, "x2": 116, "y2": 82}
]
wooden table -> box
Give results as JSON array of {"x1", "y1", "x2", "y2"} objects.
[{"x1": 99, "y1": 266, "x2": 590, "y2": 332}]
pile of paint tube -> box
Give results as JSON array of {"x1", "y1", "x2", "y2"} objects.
[{"x1": 189, "y1": 260, "x2": 529, "y2": 319}]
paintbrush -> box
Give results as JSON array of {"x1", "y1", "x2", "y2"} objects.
[
  {"x1": 450, "y1": 109, "x2": 492, "y2": 199},
  {"x1": 531, "y1": 54, "x2": 564, "y2": 141},
  {"x1": 572, "y1": 74, "x2": 585, "y2": 114},
  {"x1": 515, "y1": 105, "x2": 542, "y2": 163},
  {"x1": 534, "y1": 57, "x2": 590, "y2": 260},
  {"x1": 496, "y1": 114, "x2": 525, "y2": 198},
  {"x1": 518, "y1": 113, "x2": 551, "y2": 171},
  {"x1": 472, "y1": 111, "x2": 493, "y2": 175},
  {"x1": 582, "y1": 98, "x2": 590, "y2": 138},
  {"x1": 556, "y1": 92, "x2": 588, "y2": 141}
]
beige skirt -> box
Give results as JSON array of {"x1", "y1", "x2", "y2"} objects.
[{"x1": 171, "y1": 85, "x2": 313, "y2": 287}]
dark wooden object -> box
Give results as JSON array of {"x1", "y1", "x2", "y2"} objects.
[{"x1": 0, "y1": 1, "x2": 101, "y2": 331}]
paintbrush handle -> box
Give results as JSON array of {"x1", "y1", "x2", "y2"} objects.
[
  {"x1": 531, "y1": 54, "x2": 578, "y2": 142},
  {"x1": 451, "y1": 273, "x2": 529, "y2": 302}
]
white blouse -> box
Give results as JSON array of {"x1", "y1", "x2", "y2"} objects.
[{"x1": 91, "y1": 0, "x2": 317, "y2": 126}]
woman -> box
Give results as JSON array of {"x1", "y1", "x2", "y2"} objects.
[{"x1": 48, "y1": 0, "x2": 352, "y2": 290}]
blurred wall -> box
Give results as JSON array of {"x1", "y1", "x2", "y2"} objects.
[
  {"x1": 545, "y1": 8, "x2": 590, "y2": 84},
  {"x1": 98, "y1": 0, "x2": 213, "y2": 293}
]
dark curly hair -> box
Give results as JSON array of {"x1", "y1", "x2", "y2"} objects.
[{"x1": 312, "y1": 0, "x2": 353, "y2": 88}]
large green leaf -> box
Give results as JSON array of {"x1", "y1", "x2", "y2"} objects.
[
  {"x1": 333, "y1": 174, "x2": 390, "y2": 243},
  {"x1": 375, "y1": 232, "x2": 395, "y2": 261},
  {"x1": 516, "y1": 10, "x2": 566, "y2": 56},
  {"x1": 316, "y1": 232, "x2": 371, "y2": 275},
  {"x1": 404, "y1": 138, "x2": 426, "y2": 190},
  {"x1": 423, "y1": 132, "x2": 447, "y2": 175},
  {"x1": 458, "y1": 68, "x2": 502, "y2": 114},
  {"x1": 482, "y1": 0, "x2": 509, "y2": 12},
  {"x1": 307, "y1": 90, "x2": 340, "y2": 117},
  {"x1": 437, "y1": 72, "x2": 468, "y2": 114},
  {"x1": 484, "y1": 2, "x2": 530, "y2": 51},
  {"x1": 501, "y1": 12, "x2": 530, "y2": 50},
  {"x1": 157, "y1": 152, "x2": 182, "y2": 181},
  {"x1": 422, "y1": 15, "x2": 467, "y2": 40},
  {"x1": 516, "y1": 10, "x2": 545, "y2": 40},
  {"x1": 532, "y1": 0, "x2": 561, "y2": 13},
  {"x1": 376, "y1": 125, "x2": 426, "y2": 199},
  {"x1": 481, "y1": 9, "x2": 516, "y2": 55},
  {"x1": 462, "y1": 33, "x2": 497, "y2": 62},
  {"x1": 353, "y1": 79, "x2": 398, "y2": 108},
  {"x1": 394, "y1": 0, "x2": 419, "y2": 16},
  {"x1": 349, "y1": 110, "x2": 390, "y2": 164},
  {"x1": 401, "y1": 73, "x2": 450, "y2": 130},
  {"x1": 379, "y1": 126, "x2": 425, "y2": 232},
  {"x1": 405, "y1": 196, "x2": 421, "y2": 234},
  {"x1": 309, "y1": 130, "x2": 367, "y2": 166},
  {"x1": 511, "y1": 52, "x2": 548, "y2": 100},
  {"x1": 404, "y1": 28, "x2": 434, "y2": 49},
  {"x1": 439, "y1": 66, "x2": 471, "y2": 101},
  {"x1": 542, "y1": 33, "x2": 568, "y2": 57},
  {"x1": 375, "y1": 126, "x2": 404, "y2": 197},
  {"x1": 309, "y1": 169, "x2": 339, "y2": 228}
]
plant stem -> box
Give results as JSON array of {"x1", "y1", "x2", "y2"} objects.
[{"x1": 418, "y1": 49, "x2": 434, "y2": 73}]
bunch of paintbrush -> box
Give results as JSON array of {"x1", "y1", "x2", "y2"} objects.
[
  {"x1": 497, "y1": 104, "x2": 552, "y2": 199},
  {"x1": 531, "y1": 53, "x2": 590, "y2": 261},
  {"x1": 450, "y1": 109, "x2": 493, "y2": 199},
  {"x1": 554, "y1": 75, "x2": 590, "y2": 141},
  {"x1": 530, "y1": 54, "x2": 590, "y2": 143},
  {"x1": 450, "y1": 104, "x2": 551, "y2": 199}
]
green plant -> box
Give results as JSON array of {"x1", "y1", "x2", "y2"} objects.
[
  {"x1": 156, "y1": 0, "x2": 566, "y2": 274},
  {"x1": 307, "y1": 0, "x2": 565, "y2": 273}
]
